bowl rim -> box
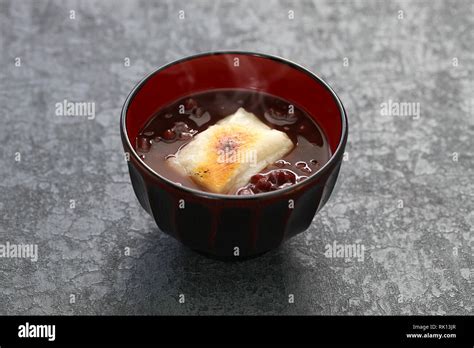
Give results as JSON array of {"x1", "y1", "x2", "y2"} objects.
[{"x1": 121, "y1": 50, "x2": 348, "y2": 200}]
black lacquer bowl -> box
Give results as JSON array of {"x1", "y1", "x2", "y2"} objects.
[{"x1": 120, "y1": 51, "x2": 348, "y2": 260}]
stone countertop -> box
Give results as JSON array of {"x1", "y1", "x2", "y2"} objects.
[{"x1": 0, "y1": 0, "x2": 472, "y2": 315}]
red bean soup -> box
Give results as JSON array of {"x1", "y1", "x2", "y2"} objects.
[{"x1": 135, "y1": 89, "x2": 331, "y2": 195}]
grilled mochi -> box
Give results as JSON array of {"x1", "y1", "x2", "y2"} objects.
[{"x1": 167, "y1": 107, "x2": 294, "y2": 194}]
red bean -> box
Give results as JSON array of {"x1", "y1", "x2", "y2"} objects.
[
  {"x1": 268, "y1": 172, "x2": 278, "y2": 184},
  {"x1": 162, "y1": 129, "x2": 176, "y2": 140},
  {"x1": 184, "y1": 98, "x2": 198, "y2": 111},
  {"x1": 136, "y1": 135, "x2": 151, "y2": 152},
  {"x1": 277, "y1": 170, "x2": 295, "y2": 184},
  {"x1": 255, "y1": 178, "x2": 271, "y2": 192},
  {"x1": 239, "y1": 169, "x2": 301, "y2": 194},
  {"x1": 250, "y1": 174, "x2": 265, "y2": 184}
]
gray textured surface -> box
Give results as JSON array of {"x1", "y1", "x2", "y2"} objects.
[{"x1": 0, "y1": 0, "x2": 472, "y2": 315}]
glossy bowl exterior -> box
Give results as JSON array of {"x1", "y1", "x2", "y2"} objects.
[{"x1": 121, "y1": 52, "x2": 348, "y2": 260}]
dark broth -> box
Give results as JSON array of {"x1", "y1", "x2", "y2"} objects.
[{"x1": 135, "y1": 89, "x2": 331, "y2": 195}]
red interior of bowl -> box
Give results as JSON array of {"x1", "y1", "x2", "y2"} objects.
[{"x1": 125, "y1": 53, "x2": 343, "y2": 152}]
